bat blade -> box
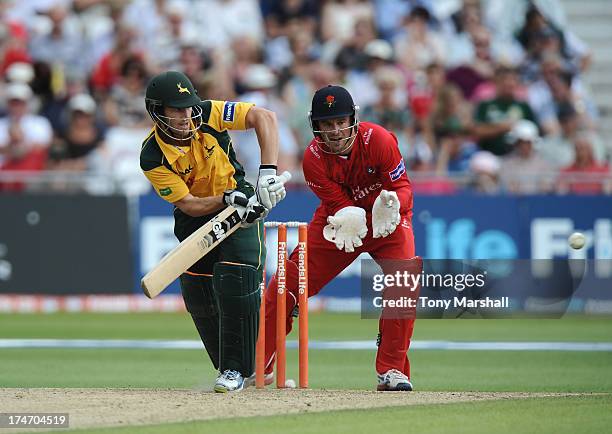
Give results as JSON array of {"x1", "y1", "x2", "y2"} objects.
[{"x1": 141, "y1": 206, "x2": 243, "y2": 298}]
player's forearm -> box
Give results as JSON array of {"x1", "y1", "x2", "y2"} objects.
[
  {"x1": 247, "y1": 107, "x2": 279, "y2": 165},
  {"x1": 173, "y1": 193, "x2": 225, "y2": 217}
]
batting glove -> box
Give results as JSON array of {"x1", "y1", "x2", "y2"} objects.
[
  {"x1": 256, "y1": 165, "x2": 292, "y2": 210},
  {"x1": 372, "y1": 190, "x2": 401, "y2": 238},
  {"x1": 323, "y1": 206, "x2": 368, "y2": 253},
  {"x1": 223, "y1": 190, "x2": 268, "y2": 227}
]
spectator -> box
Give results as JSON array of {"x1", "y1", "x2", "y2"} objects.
[
  {"x1": 0, "y1": 3, "x2": 31, "y2": 74},
  {"x1": 90, "y1": 25, "x2": 142, "y2": 95},
  {"x1": 408, "y1": 145, "x2": 457, "y2": 195},
  {"x1": 48, "y1": 93, "x2": 106, "y2": 191},
  {"x1": 282, "y1": 61, "x2": 337, "y2": 153},
  {"x1": 320, "y1": 0, "x2": 375, "y2": 44},
  {"x1": 265, "y1": 16, "x2": 319, "y2": 72},
  {"x1": 149, "y1": 1, "x2": 199, "y2": 70},
  {"x1": 372, "y1": 0, "x2": 411, "y2": 41},
  {"x1": 230, "y1": 35, "x2": 264, "y2": 95},
  {"x1": 499, "y1": 119, "x2": 554, "y2": 194},
  {"x1": 361, "y1": 65, "x2": 411, "y2": 155},
  {"x1": 103, "y1": 56, "x2": 151, "y2": 129},
  {"x1": 192, "y1": 0, "x2": 265, "y2": 50},
  {"x1": 432, "y1": 83, "x2": 473, "y2": 140},
  {"x1": 558, "y1": 135, "x2": 610, "y2": 195},
  {"x1": 393, "y1": 6, "x2": 445, "y2": 73},
  {"x1": 472, "y1": 65, "x2": 537, "y2": 156},
  {"x1": 0, "y1": 83, "x2": 52, "y2": 190},
  {"x1": 344, "y1": 38, "x2": 396, "y2": 108},
  {"x1": 332, "y1": 17, "x2": 378, "y2": 73},
  {"x1": 263, "y1": 0, "x2": 318, "y2": 40},
  {"x1": 447, "y1": 26, "x2": 514, "y2": 102},
  {"x1": 435, "y1": 117, "x2": 477, "y2": 175},
  {"x1": 28, "y1": 4, "x2": 89, "y2": 79},
  {"x1": 445, "y1": 3, "x2": 523, "y2": 70},
  {"x1": 231, "y1": 64, "x2": 299, "y2": 183},
  {"x1": 515, "y1": 4, "x2": 591, "y2": 79},
  {"x1": 528, "y1": 53, "x2": 598, "y2": 134},
  {"x1": 468, "y1": 150, "x2": 502, "y2": 194}
]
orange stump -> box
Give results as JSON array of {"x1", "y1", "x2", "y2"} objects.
[
  {"x1": 255, "y1": 222, "x2": 308, "y2": 389},
  {"x1": 275, "y1": 224, "x2": 287, "y2": 388},
  {"x1": 298, "y1": 224, "x2": 308, "y2": 388}
]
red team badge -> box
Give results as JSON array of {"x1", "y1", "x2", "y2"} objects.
[{"x1": 325, "y1": 95, "x2": 335, "y2": 107}]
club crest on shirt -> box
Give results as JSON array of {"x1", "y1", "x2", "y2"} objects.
[
  {"x1": 389, "y1": 159, "x2": 406, "y2": 182},
  {"x1": 367, "y1": 167, "x2": 375, "y2": 174},
  {"x1": 204, "y1": 143, "x2": 215, "y2": 159}
]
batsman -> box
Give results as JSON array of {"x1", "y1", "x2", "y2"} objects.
[
  {"x1": 264, "y1": 85, "x2": 419, "y2": 391},
  {"x1": 140, "y1": 71, "x2": 290, "y2": 392}
]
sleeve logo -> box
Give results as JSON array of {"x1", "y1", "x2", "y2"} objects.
[
  {"x1": 389, "y1": 159, "x2": 405, "y2": 182},
  {"x1": 223, "y1": 102, "x2": 236, "y2": 122},
  {"x1": 159, "y1": 187, "x2": 173, "y2": 196}
]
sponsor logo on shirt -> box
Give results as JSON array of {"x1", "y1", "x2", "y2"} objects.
[
  {"x1": 363, "y1": 128, "x2": 373, "y2": 145},
  {"x1": 389, "y1": 159, "x2": 405, "y2": 182},
  {"x1": 352, "y1": 182, "x2": 382, "y2": 201},
  {"x1": 306, "y1": 180, "x2": 322, "y2": 189},
  {"x1": 178, "y1": 165, "x2": 193, "y2": 175},
  {"x1": 223, "y1": 102, "x2": 236, "y2": 122},
  {"x1": 309, "y1": 144, "x2": 321, "y2": 159}
]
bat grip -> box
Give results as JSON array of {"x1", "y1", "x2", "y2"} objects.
[{"x1": 233, "y1": 195, "x2": 249, "y2": 207}]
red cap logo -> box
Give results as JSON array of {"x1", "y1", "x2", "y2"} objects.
[{"x1": 325, "y1": 95, "x2": 335, "y2": 108}]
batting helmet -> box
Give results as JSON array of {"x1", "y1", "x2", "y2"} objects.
[
  {"x1": 145, "y1": 71, "x2": 203, "y2": 141},
  {"x1": 308, "y1": 85, "x2": 360, "y2": 154}
]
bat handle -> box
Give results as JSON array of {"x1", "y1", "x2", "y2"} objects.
[{"x1": 233, "y1": 195, "x2": 249, "y2": 207}]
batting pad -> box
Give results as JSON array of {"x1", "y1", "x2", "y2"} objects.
[{"x1": 213, "y1": 262, "x2": 260, "y2": 377}]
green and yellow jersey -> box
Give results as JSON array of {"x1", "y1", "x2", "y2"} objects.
[{"x1": 140, "y1": 100, "x2": 254, "y2": 203}]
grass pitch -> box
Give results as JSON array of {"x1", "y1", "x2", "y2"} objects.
[{"x1": 0, "y1": 312, "x2": 610, "y2": 433}]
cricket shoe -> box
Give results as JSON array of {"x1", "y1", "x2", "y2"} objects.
[
  {"x1": 377, "y1": 369, "x2": 413, "y2": 391},
  {"x1": 244, "y1": 372, "x2": 274, "y2": 388},
  {"x1": 214, "y1": 369, "x2": 245, "y2": 393}
]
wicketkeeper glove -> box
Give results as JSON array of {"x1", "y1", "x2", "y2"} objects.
[
  {"x1": 223, "y1": 190, "x2": 268, "y2": 227},
  {"x1": 372, "y1": 190, "x2": 401, "y2": 238},
  {"x1": 323, "y1": 206, "x2": 368, "y2": 253},
  {"x1": 256, "y1": 165, "x2": 292, "y2": 210}
]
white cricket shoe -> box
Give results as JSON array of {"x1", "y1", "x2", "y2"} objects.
[
  {"x1": 245, "y1": 372, "x2": 275, "y2": 388},
  {"x1": 377, "y1": 369, "x2": 413, "y2": 391},
  {"x1": 214, "y1": 369, "x2": 245, "y2": 393}
]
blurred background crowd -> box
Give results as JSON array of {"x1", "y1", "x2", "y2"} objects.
[{"x1": 0, "y1": 0, "x2": 610, "y2": 195}]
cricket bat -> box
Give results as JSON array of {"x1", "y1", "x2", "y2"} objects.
[{"x1": 141, "y1": 204, "x2": 244, "y2": 298}]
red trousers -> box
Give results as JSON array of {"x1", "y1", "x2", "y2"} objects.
[{"x1": 264, "y1": 211, "x2": 418, "y2": 377}]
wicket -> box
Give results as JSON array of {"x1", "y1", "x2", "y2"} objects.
[{"x1": 255, "y1": 221, "x2": 309, "y2": 389}]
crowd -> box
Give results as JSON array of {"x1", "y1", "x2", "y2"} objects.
[{"x1": 0, "y1": 0, "x2": 610, "y2": 195}]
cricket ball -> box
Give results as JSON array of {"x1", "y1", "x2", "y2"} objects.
[{"x1": 568, "y1": 232, "x2": 586, "y2": 250}]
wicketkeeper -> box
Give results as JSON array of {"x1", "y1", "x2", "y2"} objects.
[
  {"x1": 140, "y1": 71, "x2": 291, "y2": 392},
  {"x1": 263, "y1": 85, "x2": 419, "y2": 391}
]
